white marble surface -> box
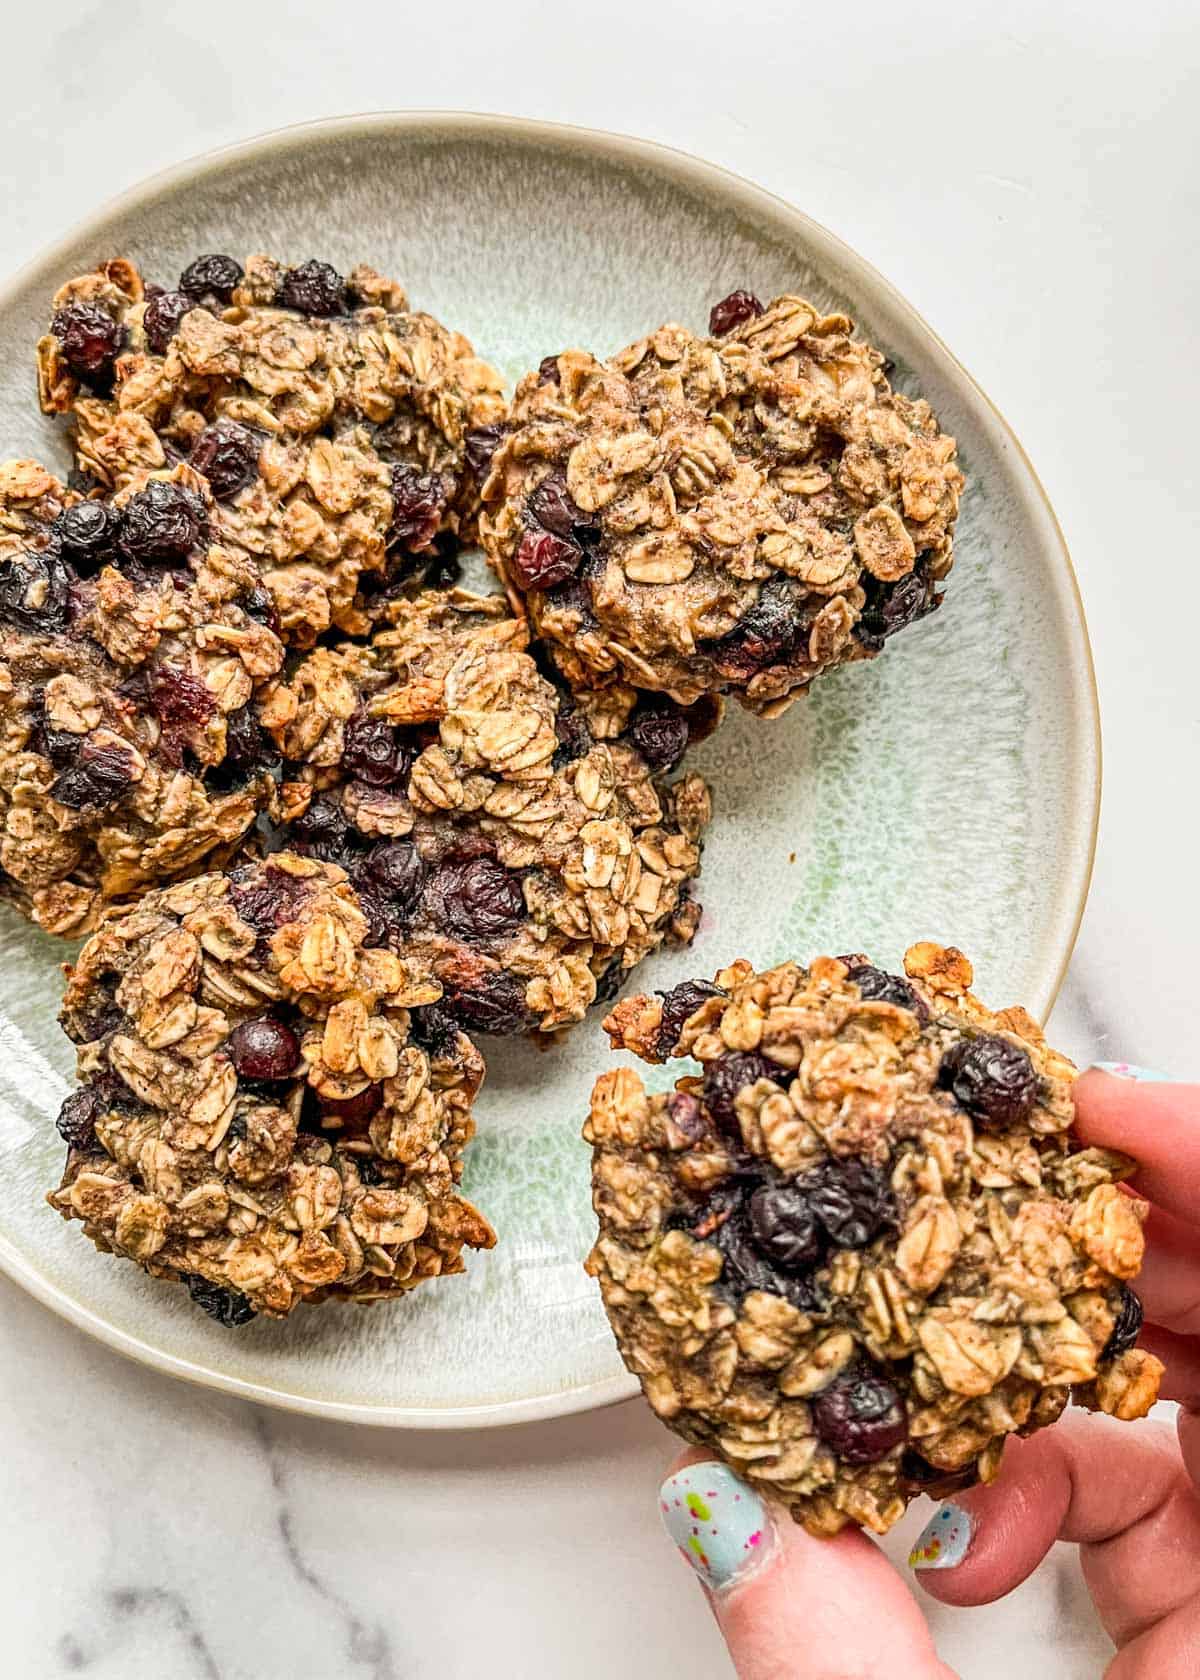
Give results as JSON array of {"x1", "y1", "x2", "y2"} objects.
[{"x1": 2, "y1": 3, "x2": 1197, "y2": 1676}]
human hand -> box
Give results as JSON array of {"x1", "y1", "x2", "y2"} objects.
[{"x1": 656, "y1": 1068, "x2": 1200, "y2": 1679}]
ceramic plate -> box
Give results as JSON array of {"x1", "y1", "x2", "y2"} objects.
[{"x1": 0, "y1": 113, "x2": 1098, "y2": 1427}]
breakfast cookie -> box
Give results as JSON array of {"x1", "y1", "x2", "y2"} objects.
[
  {"x1": 480, "y1": 292, "x2": 963, "y2": 714},
  {"x1": 585, "y1": 944, "x2": 1162, "y2": 1535},
  {"x1": 49, "y1": 854, "x2": 494, "y2": 1321},
  {"x1": 38, "y1": 254, "x2": 507, "y2": 644},
  {"x1": 0, "y1": 458, "x2": 284, "y2": 935},
  {"x1": 259, "y1": 590, "x2": 714, "y2": 1035}
]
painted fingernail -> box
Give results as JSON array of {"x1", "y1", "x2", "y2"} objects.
[
  {"x1": 1091, "y1": 1062, "x2": 1173, "y2": 1084},
  {"x1": 909, "y1": 1502, "x2": 972, "y2": 1571},
  {"x1": 659, "y1": 1462, "x2": 773, "y2": 1593}
]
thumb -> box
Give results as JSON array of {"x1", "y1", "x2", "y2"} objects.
[{"x1": 659, "y1": 1451, "x2": 956, "y2": 1680}]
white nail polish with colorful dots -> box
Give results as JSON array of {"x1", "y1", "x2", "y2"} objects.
[
  {"x1": 909, "y1": 1502, "x2": 972, "y2": 1571},
  {"x1": 659, "y1": 1462, "x2": 773, "y2": 1592}
]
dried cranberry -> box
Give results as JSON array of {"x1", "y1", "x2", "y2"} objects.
[
  {"x1": 627, "y1": 703, "x2": 689, "y2": 772},
  {"x1": 118, "y1": 481, "x2": 207, "y2": 563},
  {"x1": 806, "y1": 1160, "x2": 893, "y2": 1248},
  {"x1": 342, "y1": 711, "x2": 412, "y2": 788},
  {"x1": 143, "y1": 290, "x2": 195, "y2": 354},
  {"x1": 179, "y1": 253, "x2": 243, "y2": 302},
  {"x1": 0, "y1": 546, "x2": 73, "y2": 632},
  {"x1": 655, "y1": 978, "x2": 726, "y2": 1058},
  {"x1": 702, "y1": 1050, "x2": 788, "y2": 1136},
  {"x1": 52, "y1": 739, "x2": 137, "y2": 810},
  {"x1": 552, "y1": 704, "x2": 592, "y2": 770},
  {"x1": 225, "y1": 1018, "x2": 300, "y2": 1082},
  {"x1": 842, "y1": 962, "x2": 929, "y2": 1022},
  {"x1": 710, "y1": 580, "x2": 802, "y2": 679},
  {"x1": 858, "y1": 566, "x2": 938, "y2": 651},
  {"x1": 388, "y1": 466, "x2": 450, "y2": 553},
  {"x1": 185, "y1": 1274, "x2": 256, "y2": 1327},
  {"x1": 537, "y1": 354, "x2": 561, "y2": 384},
  {"x1": 527, "y1": 472, "x2": 584, "y2": 538},
  {"x1": 190, "y1": 422, "x2": 260, "y2": 501},
  {"x1": 54, "y1": 502, "x2": 119, "y2": 571},
  {"x1": 463, "y1": 425, "x2": 506, "y2": 484},
  {"x1": 939, "y1": 1035, "x2": 1039, "y2": 1132},
  {"x1": 749, "y1": 1184, "x2": 822, "y2": 1271},
  {"x1": 1102, "y1": 1285, "x2": 1144, "y2": 1360},
  {"x1": 289, "y1": 797, "x2": 357, "y2": 866},
  {"x1": 363, "y1": 841, "x2": 426, "y2": 910},
  {"x1": 56, "y1": 1087, "x2": 102, "y2": 1149},
  {"x1": 320, "y1": 1084, "x2": 383, "y2": 1130},
  {"x1": 276, "y1": 260, "x2": 346, "y2": 316},
  {"x1": 228, "y1": 864, "x2": 314, "y2": 935},
  {"x1": 424, "y1": 856, "x2": 526, "y2": 941},
  {"x1": 811, "y1": 1368, "x2": 907, "y2": 1464},
  {"x1": 511, "y1": 529, "x2": 582, "y2": 592},
  {"x1": 709, "y1": 290, "x2": 765, "y2": 336},
  {"x1": 441, "y1": 971, "x2": 531, "y2": 1036},
  {"x1": 51, "y1": 302, "x2": 124, "y2": 384},
  {"x1": 150, "y1": 665, "x2": 215, "y2": 763}
]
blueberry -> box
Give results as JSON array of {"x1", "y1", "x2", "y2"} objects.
[{"x1": 939, "y1": 1035, "x2": 1040, "y2": 1131}]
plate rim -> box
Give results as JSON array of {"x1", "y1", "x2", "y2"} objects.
[{"x1": 0, "y1": 109, "x2": 1100, "y2": 1430}]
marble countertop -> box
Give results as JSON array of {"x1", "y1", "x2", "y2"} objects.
[{"x1": 2, "y1": 4, "x2": 1197, "y2": 1676}]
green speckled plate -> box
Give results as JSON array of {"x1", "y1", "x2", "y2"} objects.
[{"x1": 0, "y1": 114, "x2": 1098, "y2": 1427}]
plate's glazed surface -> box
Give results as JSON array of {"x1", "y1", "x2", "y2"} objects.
[{"x1": 0, "y1": 114, "x2": 1098, "y2": 1426}]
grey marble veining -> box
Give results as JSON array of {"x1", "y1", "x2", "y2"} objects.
[{"x1": 1, "y1": 3, "x2": 1197, "y2": 1677}]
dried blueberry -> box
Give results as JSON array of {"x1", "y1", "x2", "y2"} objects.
[
  {"x1": 939, "y1": 1034, "x2": 1040, "y2": 1131},
  {"x1": 225, "y1": 1018, "x2": 300, "y2": 1082},
  {"x1": 811, "y1": 1368, "x2": 907, "y2": 1464},
  {"x1": 749, "y1": 1184, "x2": 822, "y2": 1271},
  {"x1": 441, "y1": 972, "x2": 531, "y2": 1036},
  {"x1": 289, "y1": 797, "x2": 357, "y2": 866},
  {"x1": 551, "y1": 703, "x2": 592, "y2": 770},
  {"x1": 709, "y1": 290, "x2": 765, "y2": 336},
  {"x1": 713, "y1": 1207, "x2": 821, "y2": 1311},
  {"x1": 54, "y1": 501, "x2": 119, "y2": 571},
  {"x1": 511, "y1": 529, "x2": 582, "y2": 592},
  {"x1": 179, "y1": 253, "x2": 244, "y2": 302},
  {"x1": 185, "y1": 1274, "x2": 257, "y2": 1327},
  {"x1": 388, "y1": 466, "x2": 450, "y2": 552},
  {"x1": 51, "y1": 302, "x2": 124, "y2": 384},
  {"x1": 363, "y1": 840, "x2": 426, "y2": 911},
  {"x1": 858, "y1": 566, "x2": 938, "y2": 651},
  {"x1": 806, "y1": 1159, "x2": 893, "y2": 1248},
  {"x1": 277, "y1": 260, "x2": 346, "y2": 316},
  {"x1": 655, "y1": 978, "x2": 726, "y2": 1058},
  {"x1": 143, "y1": 289, "x2": 195, "y2": 354},
  {"x1": 0, "y1": 546, "x2": 72, "y2": 633},
  {"x1": 221, "y1": 704, "x2": 277, "y2": 774},
  {"x1": 52, "y1": 739, "x2": 137, "y2": 810},
  {"x1": 1102, "y1": 1285, "x2": 1144, "y2": 1360},
  {"x1": 463, "y1": 424, "x2": 506, "y2": 484},
  {"x1": 898, "y1": 1449, "x2": 978, "y2": 1498},
  {"x1": 240, "y1": 583, "x2": 279, "y2": 633},
  {"x1": 627, "y1": 702, "x2": 689, "y2": 773},
  {"x1": 56, "y1": 1088, "x2": 102, "y2": 1150},
  {"x1": 702, "y1": 1050, "x2": 788, "y2": 1136},
  {"x1": 527, "y1": 472, "x2": 584, "y2": 539},
  {"x1": 190, "y1": 422, "x2": 260, "y2": 501},
  {"x1": 118, "y1": 481, "x2": 206, "y2": 563},
  {"x1": 710, "y1": 580, "x2": 802, "y2": 679},
  {"x1": 408, "y1": 1004, "x2": 460, "y2": 1057},
  {"x1": 424, "y1": 856, "x2": 525, "y2": 941},
  {"x1": 342, "y1": 711, "x2": 412, "y2": 788},
  {"x1": 842, "y1": 962, "x2": 929, "y2": 1022}
]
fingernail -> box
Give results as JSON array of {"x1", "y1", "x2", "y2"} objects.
[
  {"x1": 1091, "y1": 1062, "x2": 1172, "y2": 1083},
  {"x1": 909, "y1": 1502, "x2": 972, "y2": 1571},
  {"x1": 659, "y1": 1462, "x2": 774, "y2": 1593}
]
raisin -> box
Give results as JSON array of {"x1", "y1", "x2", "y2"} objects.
[
  {"x1": 842, "y1": 962, "x2": 930, "y2": 1022},
  {"x1": 655, "y1": 978, "x2": 726, "y2": 1058},
  {"x1": 441, "y1": 972, "x2": 531, "y2": 1036},
  {"x1": 362, "y1": 841, "x2": 426, "y2": 910},
  {"x1": 710, "y1": 580, "x2": 803, "y2": 679},
  {"x1": 179, "y1": 253, "x2": 244, "y2": 302},
  {"x1": 56, "y1": 1088, "x2": 102, "y2": 1149},
  {"x1": 0, "y1": 546, "x2": 72, "y2": 632},
  {"x1": 342, "y1": 711, "x2": 412, "y2": 788},
  {"x1": 939, "y1": 1034, "x2": 1040, "y2": 1131},
  {"x1": 702, "y1": 1050, "x2": 788, "y2": 1136},
  {"x1": 627, "y1": 702, "x2": 689, "y2": 772},
  {"x1": 463, "y1": 424, "x2": 506, "y2": 484},
  {"x1": 805, "y1": 1159, "x2": 893, "y2": 1248},
  {"x1": 320, "y1": 1084, "x2": 383, "y2": 1131},
  {"x1": 388, "y1": 466, "x2": 451, "y2": 552},
  {"x1": 190, "y1": 422, "x2": 260, "y2": 500},
  {"x1": 424, "y1": 856, "x2": 525, "y2": 941},
  {"x1": 225, "y1": 1019, "x2": 300, "y2": 1082},
  {"x1": 52, "y1": 739, "x2": 137, "y2": 810},
  {"x1": 1102, "y1": 1285, "x2": 1144, "y2": 1360},
  {"x1": 537, "y1": 354, "x2": 561, "y2": 384},
  {"x1": 118, "y1": 481, "x2": 207, "y2": 563},
  {"x1": 277, "y1": 260, "x2": 347, "y2": 316},
  {"x1": 749, "y1": 1184, "x2": 822, "y2": 1270},
  {"x1": 811, "y1": 1368, "x2": 907, "y2": 1464},
  {"x1": 54, "y1": 501, "x2": 119, "y2": 571},
  {"x1": 511, "y1": 529, "x2": 582, "y2": 591},
  {"x1": 527, "y1": 472, "x2": 585, "y2": 538},
  {"x1": 185, "y1": 1274, "x2": 257, "y2": 1327},
  {"x1": 51, "y1": 302, "x2": 124, "y2": 384},
  {"x1": 143, "y1": 290, "x2": 195, "y2": 354},
  {"x1": 709, "y1": 290, "x2": 765, "y2": 336}
]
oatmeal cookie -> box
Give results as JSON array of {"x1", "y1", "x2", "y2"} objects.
[
  {"x1": 0, "y1": 458, "x2": 285, "y2": 935},
  {"x1": 585, "y1": 945, "x2": 1163, "y2": 1536},
  {"x1": 38, "y1": 254, "x2": 507, "y2": 644},
  {"x1": 480, "y1": 291, "x2": 963, "y2": 714},
  {"x1": 48, "y1": 854, "x2": 494, "y2": 1321},
  {"x1": 258, "y1": 589, "x2": 714, "y2": 1035}
]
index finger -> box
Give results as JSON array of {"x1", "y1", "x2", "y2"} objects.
[{"x1": 1073, "y1": 1069, "x2": 1200, "y2": 1227}]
